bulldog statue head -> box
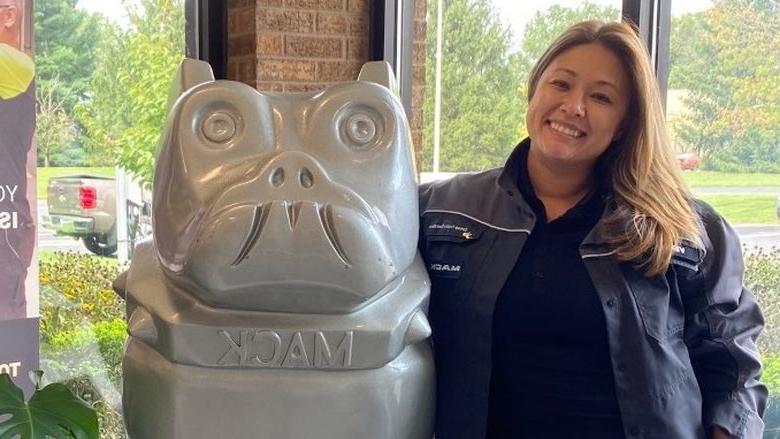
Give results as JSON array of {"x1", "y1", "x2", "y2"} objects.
[{"x1": 153, "y1": 60, "x2": 418, "y2": 314}]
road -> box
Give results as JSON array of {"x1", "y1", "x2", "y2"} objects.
[
  {"x1": 37, "y1": 201, "x2": 89, "y2": 254},
  {"x1": 735, "y1": 225, "x2": 780, "y2": 251}
]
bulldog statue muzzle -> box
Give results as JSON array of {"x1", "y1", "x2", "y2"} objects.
[{"x1": 115, "y1": 59, "x2": 434, "y2": 439}]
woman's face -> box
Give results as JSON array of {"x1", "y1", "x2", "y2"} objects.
[{"x1": 526, "y1": 43, "x2": 630, "y2": 171}]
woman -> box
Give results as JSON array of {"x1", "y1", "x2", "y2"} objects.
[{"x1": 419, "y1": 20, "x2": 766, "y2": 439}]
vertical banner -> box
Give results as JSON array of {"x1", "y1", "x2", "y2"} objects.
[{"x1": 0, "y1": 0, "x2": 39, "y2": 396}]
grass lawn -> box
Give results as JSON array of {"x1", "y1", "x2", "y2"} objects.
[
  {"x1": 698, "y1": 195, "x2": 778, "y2": 225},
  {"x1": 683, "y1": 171, "x2": 780, "y2": 188},
  {"x1": 36, "y1": 166, "x2": 115, "y2": 199}
]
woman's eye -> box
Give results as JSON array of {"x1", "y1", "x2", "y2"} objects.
[
  {"x1": 592, "y1": 93, "x2": 613, "y2": 104},
  {"x1": 550, "y1": 80, "x2": 569, "y2": 90}
]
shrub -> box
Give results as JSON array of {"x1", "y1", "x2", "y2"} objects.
[
  {"x1": 39, "y1": 252, "x2": 125, "y2": 340},
  {"x1": 744, "y1": 247, "x2": 780, "y2": 354},
  {"x1": 39, "y1": 251, "x2": 128, "y2": 439}
]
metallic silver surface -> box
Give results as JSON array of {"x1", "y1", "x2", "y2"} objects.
[{"x1": 120, "y1": 59, "x2": 434, "y2": 438}]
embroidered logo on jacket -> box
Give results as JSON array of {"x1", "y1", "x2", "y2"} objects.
[{"x1": 428, "y1": 262, "x2": 462, "y2": 279}]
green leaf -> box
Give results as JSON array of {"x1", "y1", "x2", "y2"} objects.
[{"x1": 0, "y1": 373, "x2": 98, "y2": 439}]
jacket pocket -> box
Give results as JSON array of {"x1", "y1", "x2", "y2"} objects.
[
  {"x1": 421, "y1": 214, "x2": 489, "y2": 309},
  {"x1": 624, "y1": 266, "x2": 686, "y2": 342}
]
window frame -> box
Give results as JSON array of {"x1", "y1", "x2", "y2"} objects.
[{"x1": 187, "y1": 0, "x2": 228, "y2": 79}]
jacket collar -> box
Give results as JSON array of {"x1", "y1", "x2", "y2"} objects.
[
  {"x1": 497, "y1": 138, "x2": 614, "y2": 249},
  {"x1": 496, "y1": 138, "x2": 529, "y2": 196}
]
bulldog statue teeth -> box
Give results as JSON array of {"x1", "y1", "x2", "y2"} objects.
[{"x1": 116, "y1": 59, "x2": 434, "y2": 439}]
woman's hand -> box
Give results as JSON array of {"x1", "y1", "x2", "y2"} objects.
[{"x1": 713, "y1": 426, "x2": 732, "y2": 439}]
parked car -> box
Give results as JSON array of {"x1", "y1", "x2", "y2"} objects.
[
  {"x1": 676, "y1": 152, "x2": 701, "y2": 171},
  {"x1": 42, "y1": 175, "x2": 150, "y2": 256}
]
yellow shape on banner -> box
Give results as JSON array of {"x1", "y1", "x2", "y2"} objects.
[{"x1": 0, "y1": 42, "x2": 33, "y2": 99}]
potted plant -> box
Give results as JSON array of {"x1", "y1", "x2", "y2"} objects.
[{"x1": 0, "y1": 371, "x2": 98, "y2": 439}]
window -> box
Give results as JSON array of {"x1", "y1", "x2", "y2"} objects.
[
  {"x1": 667, "y1": 0, "x2": 780, "y2": 422},
  {"x1": 33, "y1": 0, "x2": 187, "y2": 435},
  {"x1": 418, "y1": 0, "x2": 622, "y2": 180}
]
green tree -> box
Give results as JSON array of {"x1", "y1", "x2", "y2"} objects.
[
  {"x1": 422, "y1": 1, "x2": 621, "y2": 172},
  {"x1": 669, "y1": 0, "x2": 780, "y2": 172},
  {"x1": 35, "y1": 78, "x2": 74, "y2": 167},
  {"x1": 422, "y1": 0, "x2": 523, "y2": 172},
  {"x1": 77, "y1": 0, "x2": 185, "y2": 184},
  {"x1": 516, "y1": 3, "x2": 621, "y2": 71},
  {"x1": 34, "y1": 0, "x2": 102, "y2": 112}
]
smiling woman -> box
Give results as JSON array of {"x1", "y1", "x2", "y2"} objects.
[{"x1": 419, "y1": 19, "x2": 766, "y2": 439}]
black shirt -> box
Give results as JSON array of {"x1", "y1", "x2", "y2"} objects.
[{"x1": 487, "y1": 145, "x2": 624, "y2": 438}]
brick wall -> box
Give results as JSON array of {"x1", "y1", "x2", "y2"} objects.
[
  {"x1": 227, "y1": 0, "x2": 371, "y2": 92},
  {"x1": 411, "y1": 0, "x2": 426, "y2": 170},
  {"x1": 226, "y1": 0, "x2": 427, "y2": 157},
  {"x1": 227, "y1": 0, "x2": 258, "y2": 87}
]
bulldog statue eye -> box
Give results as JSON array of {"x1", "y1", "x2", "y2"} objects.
[
  {"x1": 201, "y1": 110, "x2": 237, "y2": 144},
  {"x1": 340, "y1": 108, "x2": 382, "y2": 150}
]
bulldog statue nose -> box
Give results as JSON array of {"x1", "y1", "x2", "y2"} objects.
[{"x1": 264, "y1": 151, "x2": 323, "y2": 191}]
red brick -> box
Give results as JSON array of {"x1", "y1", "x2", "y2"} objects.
[
  {"x1": 317, "y1": 61, "x2": 362, "y2": 81},
  {"x1": 412, "y1": 83, "x2": 426, "y2": 102},
  {"x1": 258, "y1": 32, "x2": 283, "y2": 55},
  {"x1": 413, "y1": 65, "x2": 425, "y2": 83},
  {"x1": 346, "y1": 0, "x2": 369, "y2": 14},
  {"x1": 286, "y1": 36, "x2": 343, "y2": 58},
  {"x1": 284, "y1": 82, "x2": 328, "y2": 92},
  {"x1": 256, "y1": 82, "x2": 285, "y2": 92},
  {"x1": 239, "y1": 58, "x2": 257, "y2": 83},
  {"x1": 236, "y1": 9, "x2": 257, "y2": 34},
  {"x1": 412, "y1": 43, "x2": 425, "y2": 65},
  {"x1": 259, "y1": 9, "x2": 315, "y2": 33},
  {"x1": 410, "y1": 106, "x2": 423, "y2": 129},
  {"x1": 414, "y1": 0, "x2": 426, "y2": 20},
  {"x1": 228, "y1": 11, "x2": 238, "y2": 34},
  {"x1": 411, "y1": 84, "x2": 425, "y2": 112},
  {"x1": 414, "y1": 20, "x2": 426, "y2": 42},
  {"x1": 258, "y1": 59, "x2": 317, "y2": 81},
  {"x1": 346, "y1": 37, "x2": 369, "y2": 61},
  {"x1": 229, "y1": 34, "x2": 256, "y2": 57},
  {"x1": 348, "y1": 15, "x2": 368, "y2": 36},
  {"x1": 317, "y1": 12, "x2": 348, "y2": 34},
  {"x1": 227, "y1": 61, "x2": 239, "y2": 81},
  {"x1": 412, "y1": 130, "x2": 424, "y2": 163},
  {"x1": 229, "y1": 0, "x2": 254, "y2": 8},
  {"x1": 285, "y1": 0, "x2": 344, "y2": 10}
]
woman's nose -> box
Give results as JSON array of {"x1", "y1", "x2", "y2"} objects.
[{"x1": 560, "y1": 95, "x2": 585, "y2": 117}]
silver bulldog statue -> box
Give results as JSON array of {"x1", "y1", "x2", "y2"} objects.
[{"x1": 115, "y1": 59, "x2": 434, "y2": 439}]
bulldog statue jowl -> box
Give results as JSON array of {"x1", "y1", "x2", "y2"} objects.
[{"x1": 115, "y1": 59, "x2": 434, "y2": 439}]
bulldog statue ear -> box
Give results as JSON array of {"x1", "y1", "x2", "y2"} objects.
[
  {"x1": 357, "y1": 61, "x2": 399, "y2": 97},
  {"x1": 165, "y1": 58, "x2": 215, "y2": 110}
]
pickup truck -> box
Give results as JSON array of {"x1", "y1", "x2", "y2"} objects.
[{"x1": 42, "y1": 175, "x2": 149, "y2": 256}]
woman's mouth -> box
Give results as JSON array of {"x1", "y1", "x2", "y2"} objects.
[{"x1": 548, "y1": 121, "x2": 585, "y2": 138}]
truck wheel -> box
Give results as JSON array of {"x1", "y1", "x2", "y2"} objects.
[{"x1": 83, "y1": 234, "x2": 118, "y2": 256}]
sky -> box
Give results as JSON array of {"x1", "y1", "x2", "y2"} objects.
[
  {"x1": 78, "y1": 0, "x2": 715, "y2": 34},
  {"x1": 76, "y1": 0, "x2": 133, "y2": 27},
  {"x1": 491, "y1": 0, "x2": 714, "y2": 40}
]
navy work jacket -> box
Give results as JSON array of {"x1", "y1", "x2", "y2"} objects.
[{"x1": 418, "y1": 140, "x2": 767, "y2": 439}]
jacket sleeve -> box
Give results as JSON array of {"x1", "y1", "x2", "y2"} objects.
[{"x1": 681, "y1": 204, "x2": 768, "y2": 439}]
